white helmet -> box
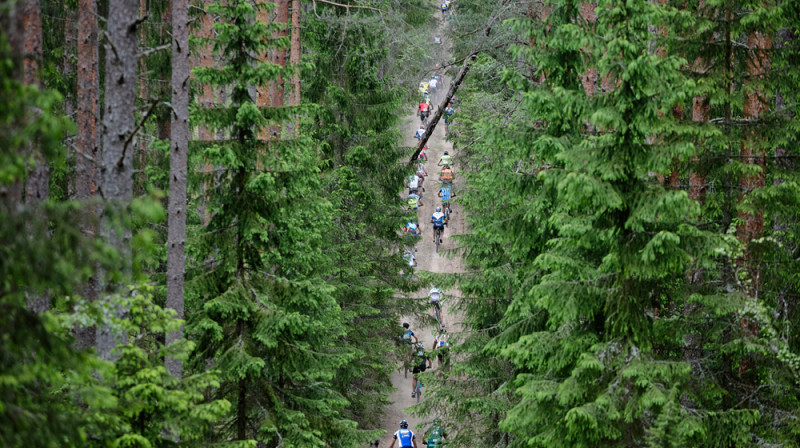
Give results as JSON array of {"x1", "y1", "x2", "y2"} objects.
[{"x1": 436, "y1": 206, "x2": 442, "y2": 212}]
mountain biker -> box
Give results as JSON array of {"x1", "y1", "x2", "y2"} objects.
[
  {"x1": 418, "y1": 101, "x2": 429, "y2": 124},
  {"x1": 444, "y1": 105, "x2": 454, "y2": 132},
  {"x1": 431, "y1": 206, "x2": 446, "y2": 244},
  {"x1": 390, "y1": 420, "x2": 418, "y2": 448},
  {"x1": 428, "y1": 76, "x2": 438, "y2": 94},
  {"x1": 411, "y1": 343, "x2": 432, "y2": 398},
  {"x1": 441, "y1": 1, "x2": 448, "y2": 16},
  {"x1": 415, "y1": 162, "x2": 428, "y2": 189},
  {"x1": 408, "y1": 174, "x2": 422, "y2": 196},
  {"x1": 407, "y1": 191, "x2": 422, "y2": 210},
  {"x1": 404, "y1": 220, "x2": 421, "y2": 237},
  {"x1": 428, "y1": 286, "x2": 442, "y2": 308},
  {"x1": 438, "y1": 151, "x2": 451, "y2": 168},
  {"x1": 438, "y1": 185, "x2": 453, "y2": 223},
  {"x1": 366, "y1": 439, "x2": 380, "y2": 447},
  {"x1": 415, "y1": 125, "x2": 425, "y2": 142},
  {"x1": 423, "y1": 418, "x2": 448, "y2": 447},
  {"x1": 403, "y1": 250, "x2": 417, "y2": 280},
  {"x1": 440, "y1": 167, "x2": 454, "y2": 186},
  {"x1": 402, "y1": 322, "x2": 418, "y2": 345},
  {"x1": 432, "y1": 328, "x2": 450, "y2": 369},
  {"x1": 416, "y1": 145, "x2": 429, "y2": 161},
  {"x1": 418, "y1": 81, "x2": 429, "y2": 97}
]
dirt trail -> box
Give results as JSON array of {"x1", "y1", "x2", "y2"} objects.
[{"x1": 377, "y1": 8, "x2": 465, "y2": 446}]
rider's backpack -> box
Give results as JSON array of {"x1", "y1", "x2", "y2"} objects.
[{"x1": 442, "y1": 169, "x2": 453, "y2": 180}]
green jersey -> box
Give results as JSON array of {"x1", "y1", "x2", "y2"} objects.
[{"x1": 427, "y1": 425, "x2": 447, "y2": 447}]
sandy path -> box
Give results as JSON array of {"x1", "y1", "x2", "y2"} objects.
[{"x1": 377, "y1": 9, "x2": 465, "y2": 446}]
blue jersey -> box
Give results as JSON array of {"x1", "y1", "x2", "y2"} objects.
[
  {"x1": 440, "y1": 187, "x2": 451, "y2": 201},
  {"x1": 394, "y1": 428, "x2": 415, "y2": 447}
]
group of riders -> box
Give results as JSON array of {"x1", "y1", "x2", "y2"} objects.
[{"x1": 381, "y1": 4, "x2": 459, "y2": 447}]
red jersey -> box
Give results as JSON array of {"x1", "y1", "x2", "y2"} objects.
[{"x1": 419, "y1": 102, "x2": 429, "y2": 112}]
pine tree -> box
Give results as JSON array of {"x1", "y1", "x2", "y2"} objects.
[{"x1": 186, "y1": 1, "x2": 358, "y2": 444}]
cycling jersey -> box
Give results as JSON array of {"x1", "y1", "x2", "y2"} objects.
[
  {"x1": 402, "y1": 329, "x2": 415, "y2": 343},
  {"x1": 394, "y1": 428, "x2": 415, "y2": 447},
  {"x1": 427, "y1": 425, "x2": 447, "y2": 447},
  {"x1": 440, "y1": 187, "x2": 451, "y2": 201},
  {"x1": 445, "y1": 106, "x2": 454, "y2": 117},
  {"x1": 436, "y1": 333, "x2": 450, "y2": 348},
  {"x1": 405, "y1": 222, "x2": 419, "y2": 236},
  {"x1": 429, "y1": 78, "x2": 438, "y2": 90},
  {"x1": 408, "y1": 194, "x2": 420, "y2": 210},
  {"x1": 419, "y1": 102, "x2": 429, "y2": 112},
  {"x1": 431, "y1": 212, "x2": 446, "y2": 228},
  {"x1": 415, "y1": 129, "x2": 425, "y2": 139},
  {"x1": 408, "y1": 176, "x2": 419, "y2": 191},
  {"x1": 429, "y1": 288, "x2": 442, "y2": 302},
  {"x1": 441, "y1": 169, "x2": 453, "y2": 181},
  {"x1": 440, "y1": 155, "x2": 451, "y2": 166}
]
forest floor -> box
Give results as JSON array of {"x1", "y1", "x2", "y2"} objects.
[{"x1": 377, "y1": 8, "x2": 466, "y2": 446}]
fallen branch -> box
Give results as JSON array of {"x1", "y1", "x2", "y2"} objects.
[
  {"x1": 312, "y1": 0, "x2": 387, "y2": 14},
  {"x1": 409, "y1": 52, "x2": 477, "y2": 163}
]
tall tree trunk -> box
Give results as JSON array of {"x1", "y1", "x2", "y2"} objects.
[
  {"x1": 166, "y1": 0, "x2": 189, "y2": 380},
  {"x1": 269, "y1": 0, "x2": 289, "y2": 138},
  {"x1": 74, "y1": 0, "x2": 101, "y2": 349},
  {"x1": 237, "y1": 378, "x2": 247, "y2": 440},
  {"x1": 22, "y1": 0, "x2": 50, "y2": 313},
  {"x1": 196, "y1": 1, "x2": 214, "y2": 225},
  {"x1": 97, "y1": 0, "x2": 139, "y2": 361},
  {"x1": 289, "y1": 0, "x2": 300, "y2": 133},
  {"x1": 136, "y1": 0, "x2": 148, "y2": 195},
  {"x1": 64, "y1": 9, "x2": 77, "y2": 123}
]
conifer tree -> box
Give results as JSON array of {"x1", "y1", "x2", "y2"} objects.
[{"x1": 187, "y1": 1, "x2": 358, "y2": 445}]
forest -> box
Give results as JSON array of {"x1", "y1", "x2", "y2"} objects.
[{"x1": 3, "y1": 0, "x2": 800, "y2": 447}]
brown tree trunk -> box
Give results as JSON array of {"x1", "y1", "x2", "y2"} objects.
[
  {"x1": 74, "y1": 0, "x2": 101, "y2": 349},
  {"x1": 97, "y1": 0, "x2": 139, "y2": 361},
  {"x1": 289, "y1": 0, "x2": 300, "y2": 134},
  {"x1": 269, "y1": 0, "x2": 289, "y2": 138},
  {"x1": 136, "y1": 0, "x2": 148, "y2": 195},
  {"x1": 196, "y1": 0, "x2": 214, "y2": 225},
  {"x1": 166, "y1": 0, "x2": 189, "y2": 380},
  {"x1": 22, "y1": 0, "x2": 50, "y2": 313}
]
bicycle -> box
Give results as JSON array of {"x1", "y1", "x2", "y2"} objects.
[
  {"x1": 432, "y1": 300, "x2": 442, "y2": 326},
  {"x1": 433, "y1": 226, "x2": 443, "y2": 253},
  {"x1": 413, "y1": 373, "x2": 423, "y2": 403},
  {"x1": 442, "y1": 201, "x2": 451, "y2": 223}
]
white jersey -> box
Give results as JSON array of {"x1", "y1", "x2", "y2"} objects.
[
  {"x1": 429, "y1": 288, "x2": 442, "y2": 302},
  {"x1": 429, "y1": 78, "x2": 438, "y2": 89},
  {"x1": 404, "y1": 251, "x2": 416, "y2": 267},
  {"x1": 409, "y1": 176, "x2": 419, "y2": 190},
  {"x1": 416, "y1": 129, "x2": 425, "y2": 139}
]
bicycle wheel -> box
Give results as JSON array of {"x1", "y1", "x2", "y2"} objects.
[
  {"x1": 416, "y1": 381, "x2": 422, "y2": 403},
  {"x1": 434, "y1": 304, "x2": 442, "y2": 326},
  {"x1": 435, "y1": 229, "x2": 440, "y2": 253}
]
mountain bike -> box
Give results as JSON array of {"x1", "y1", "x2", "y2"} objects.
[
  {"x1": 433, "y1": 226, "x2": 443, "y2": 253},
  {"x1": 431, "y1": 300, "x2": 442, "y2": 326},
  {"x1": 413, "y1": 373, "x2": 423, "y2": 403},
  {"x1": 442, "y1": 201, "x2": 451, "y2": 223}
]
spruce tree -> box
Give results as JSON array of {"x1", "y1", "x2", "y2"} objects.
[{"x1": 186, "y1": 1, "x2": 357, "y2": 445}]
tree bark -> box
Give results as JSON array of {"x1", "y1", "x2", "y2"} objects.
[
  {"x1": 289, "y1": 0, "x2": 300, "y2": 107},
  {"x1": 269, "y1": 0, "x2": 289, "y2": 138},
  {"x1": 166, "y1": 0, "x2": 189, "y2": 380},
  {"x1": 74, "y1": 0, "x2": 101, "y2": 349},
  {"x1": 97, "y1": 0, "x2": 139, "y2": 361}
]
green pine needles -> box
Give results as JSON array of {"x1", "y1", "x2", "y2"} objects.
[{"x1": 186, "y1": 1, "x2": 355, "y2": 445}]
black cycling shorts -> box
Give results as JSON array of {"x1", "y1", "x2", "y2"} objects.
[{"x1": 412, "y1": 363, "x2": 427, "y2": 374}]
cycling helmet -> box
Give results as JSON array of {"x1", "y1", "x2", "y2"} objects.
[
  {"x1": 439, "y1": 328, "x2": 446, "y2": 333},
  {"x1": 444, "y1": 151, "x2": 449, "y2": 155},
  {"x1": 436, "y1": 206, "x2": 442, "y2": 212},
  {"x1": 400, "y1": 420, "x2": 409, "y2": 429},
  {"x1": 417, "y1": 343, "x2": 425, "y2": 350},
  {"x1": 403, "y1": 322, "x2": 410, "y2": 329}
]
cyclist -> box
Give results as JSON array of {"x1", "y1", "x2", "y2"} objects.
[
  {"x1": 408, "y1": 174, "x2": 422, "y2": 196},
  {"x1": 402, "y1": 321, "x2": 418, "y2": 345},
  {"x1": 403, "y1": 220, "x2": 421, "y2": 237},
  {"x1": 418, "y1": 100, "x2": 430, "y2": 124},
  {"x1": 438, "y1": 185, "x2": 453, "y2": 222},
  {"x1": 428, "y1": 286, "x2": 443, "y2": 323},
  {"x1": 428, "y1": 76, "x2": 438, "y2": 94},
  {"x1": 415, "y1": 162, "x2": 428, "y2": 190},
  {"x1": 444, "y1": 105, "x2": 454, "y2": 133},
  {"x1": 390, "y1": 420, "x2": 418, "y2": 448},
  {"x1": 403, "y1": 249, "x2": 417, "y2": 278},
  {"x1": 415, "y1": 125, "x2": 425, "y2": 142},
  {"x1": 411, "y1": 342, "x2": 432, "y2": 398},
  {"x1": 407, "y1": 191, "x2": 422, "y2": 210},
  {"x1": 431, "y1": 206, "x2": 446, "y2": 244},
  {"x1": 437, "y1": 151, "x2": 451, "y2": 168},
  {"x1": 441, "y1": 1, "x2": 448, "y2": 17},
  {"x1": 440, "y1": 167, "x2": 454, "y2": 186},
  {"x1": 418, "y1": 81, "x2": 429, "y2": 97},
  {"x1": 432, "y1": 328, "x2": 450, "y2": 369},
  {"x1": 366, "y1": 440, "x2": 380, "y2": 447},
  {"x1": 416, "y1": 145, "x2": 429, "y2": 161},
  {"x1": 423, "y1": 418, "x2": 448, "y2": 447}
]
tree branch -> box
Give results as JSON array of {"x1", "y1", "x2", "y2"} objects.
[
  {"x1": 311, "y1": 0, "x2": 387, "y2": 14},
  {"x1": 119, "y1": 97, "x2": 160, "y2": 167}
]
